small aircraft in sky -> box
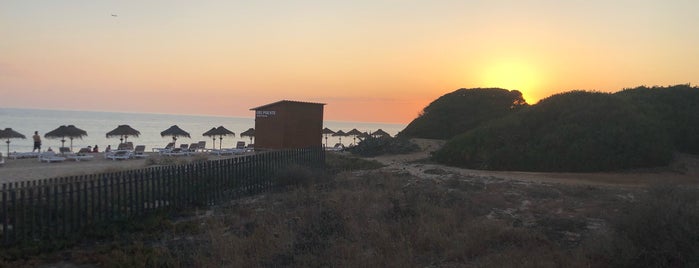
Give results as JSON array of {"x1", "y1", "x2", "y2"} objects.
[{"x1": 111, "y1": 14, "x2": 118, "y2": 17}]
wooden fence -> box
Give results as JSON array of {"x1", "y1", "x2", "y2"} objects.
[{"x1": 0, "y1": 147, "x2": 324, "y2": 246}]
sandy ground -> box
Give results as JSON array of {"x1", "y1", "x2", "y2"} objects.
[
  {"x1": 0, "y1": 152, "x2": 244, "y2": 184},
  {"x1": 369, "y1": 138, "x2": 699, "y2": 187},
  {"x1": 3, "y1": 139, "x2": 698, "y2": 187}
]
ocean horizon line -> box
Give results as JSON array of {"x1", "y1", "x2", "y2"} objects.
[{"x1": 0, "y1": 106, "x2": 408, "y2": 126}]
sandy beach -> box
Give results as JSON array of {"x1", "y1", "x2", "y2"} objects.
[{"x1": 0, "y1": 152, "x2": 245, "y2": 184}]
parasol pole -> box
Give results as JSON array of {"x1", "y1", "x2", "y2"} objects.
[
  {"x1": 219, "y1": 135, "x2": 223, "y2": 150},
  {"x1": 6, "y1": 139, "x2": 9, "y2": 157}
]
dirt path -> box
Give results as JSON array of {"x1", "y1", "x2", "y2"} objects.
[{"x1": 369, "y1": 138, "x2": 699, "y2": 187}]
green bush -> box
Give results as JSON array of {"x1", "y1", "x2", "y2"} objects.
[
  {"x1": 348, "y1": 136, "x2": 419, "y2": 157},
  {"x1": 433, "y1": 91, "x2": 673, "y2": 171},
  {"x1": 325, "y1": 153, "x2": 384, "y2": 173},
  {"x1": 617, "y1": 84, "x2": 699, "y2": 154},
  {"x1": 399, "y1": 88, "x2": 528, "y2": 139}
]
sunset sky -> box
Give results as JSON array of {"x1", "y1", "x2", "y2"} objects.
[{"x1": 2, "y1": 1, "x2": 698, "y2": 123}]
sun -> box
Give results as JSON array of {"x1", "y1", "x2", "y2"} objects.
[{"x1": 479, "y1": 60, "x2": 542, "y2": 103}]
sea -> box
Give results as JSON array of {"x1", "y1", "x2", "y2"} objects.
[{"x1": 0, "y1": 108, "x2": 406, "y2": 153}]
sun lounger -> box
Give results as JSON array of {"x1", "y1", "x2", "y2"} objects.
[
  {"x1": 132, "y1": 145, "x2": 149, "y2": 158},
  {"x1": 153, "y1": 142, "x2": 175, "y2": 153},
  {"x1": 39, "y1": 151, "x2": 66, "y2": 163},
  {"x1": 65, "y1": 154, "x2": 94, "y2": 161},
  {"x1": 106, "y1": 150, "x2": 131, "y2": 160},
  {"x1": 117, "y1": 142, "x2": 134, "y2": 151},
  {"x1": 161, "y1": 148, "x2": 188, "y2": 156},
  {"x1": 197, "y1": 141, "x2": 207, "y2": 152},
  {"x1": 8, "y1": 152, "x2": 40, "y2": 159},
  {"x1": 185, "y1": 143, "x2": 201, "y2": 155},
  {"x1": 60, "y1": 147, "x2": 95, "y2": 161},
  {"x1": 325, "y1": 143, "x2": 345, "y2": 152},
  {"x1": 221, "y1": 141, "x2": 248, "y2": 155},
  {"x1": 59, "y1": 147, "x2": 72, "y2": 155}
]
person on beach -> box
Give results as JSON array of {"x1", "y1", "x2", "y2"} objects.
[
  {"x1": 32, "y1": 131, "x2": 41, "y2": 152},
  {"x1": 105, "y1": 145, "x2": 111, "y2": 152},
  {"x1": 47, "y1": 147, "x2": 53, "y2": 152},
  {"x1": 93, "y1": 145, "x2": 99, "y2": 153}
]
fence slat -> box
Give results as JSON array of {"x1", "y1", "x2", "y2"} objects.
[{"x1": 0, "y1": 148, "x2": 324, "y2": 245}]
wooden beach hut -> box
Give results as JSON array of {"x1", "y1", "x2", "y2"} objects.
[{"x1": 250, "y1": 100, "x2": 325, "y2": 150}]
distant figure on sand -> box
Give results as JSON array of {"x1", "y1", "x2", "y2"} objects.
[
  {"x1": 32, "y1": 131, "x2": 41, "y2": 152},
  {"x1": 105, "y1": 145, "x2": 111, "y2": 152},
  {"x1": 93, "y1": 145, "x2": 99, "y2": 153},
  {"x1": 47, "y1": 147, "x2": 53, "y2": 152}
]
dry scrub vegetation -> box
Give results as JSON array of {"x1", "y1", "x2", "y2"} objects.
[{"x1": 5, "y1": 155, "x2": 699, "y2": 267}]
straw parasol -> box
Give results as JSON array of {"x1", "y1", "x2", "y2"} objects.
[
  {"x1": 372, "y1": 129, "x2": 391, "y2": 138},
  {"x1": 160, "y1": 125, "x2": 190, "y2": 146},
  {"x1": 346, "y1": 128, "x2": 363, "y2": 146},
  {"x1": 332, "y1": 130, "x2": 348, "y2": 145},
  {"x1": 202, "y1": 127, "x2": 218, "y2": 150},
  {"x1": 0, "y1": 128, "x2": 26, "y2": 156},
  {"x1": 44, "y1": 125, "x2": 88, "y2": 151},
  {"x1": 321, "y1": 127, "x2": 335, "y2": 147},
  {"x1": 357, "y1": 131, "x2": 371, "y2": 141},
  {"x1": 106, "y1": 125, "x2": 141, "y2": 143},
  {"x1": 240, "y1": 128, "x2": 255, "y2": 145},
  {"x1": 203, "y1": 126, "x2": 235, "y2": 150}
]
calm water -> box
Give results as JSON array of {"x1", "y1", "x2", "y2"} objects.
[{"x1": 0, "y1": 108, "x2": 406, "y2": 153}]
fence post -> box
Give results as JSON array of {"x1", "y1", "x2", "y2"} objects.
[{"x1": 2, "y1": 183, "x2": 7, "y2": 245}]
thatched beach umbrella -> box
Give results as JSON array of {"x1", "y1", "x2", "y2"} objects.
[
  {"x1": 202, "y1": 127, "x2": 218, "y2": 150},
  {"x1": 321, "y1": 127, "x2": 335, "y2": 147},
  {"x1": 332, "y1": 130, "x2": 348, "y2": 145},
  {"x1": 372, "y1": 129, "x2": 391, "y2": 138},
  {"x1": 45, "y1": 125, "x2": 88, "y2": 150},
  {"x1": 240, "y1": 128, "x2": 255, "y2": 145},
  {"x1": 346, "y1": 128, "x2": 363, "y2": 146},
  {"x1": 106, "y1": 125, "x2": 141, "y2": 143},
  {"x1": 204, "y1": 126, "x2": 235, "y2": 150},
  {"x1": 0, "y1": 128, "x2": 26, "y2": 156},
  {"x1": 357, "y1": 132, "x2": 371, "y2": 141},
  {"x1": 160, "y1": 125, "x2": 190, "y2": 146}
]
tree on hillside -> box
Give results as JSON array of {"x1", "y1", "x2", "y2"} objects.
[
  {"x1": 433, "y1": 91, "x2": 673, "y2": 172},
  {"x1": 398, "y1": 88, "x2": 527, "y2": 139},
  {"x1": 616, "y1": 84, "x2": 699, "y2": 154}
]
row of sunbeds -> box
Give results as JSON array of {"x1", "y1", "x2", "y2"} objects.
[
  {"x1": 104, "y1": 143, "x2": 149, "y2": 160},
  {"x1": 2, "y1": 141, "x2": 255, "y2": 164},
  {"x1": 154, "y1": 141, "x2": 254, "y2": 156}
]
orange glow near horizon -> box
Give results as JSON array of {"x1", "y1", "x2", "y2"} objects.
[
  {"x1": 479, "y1": 60, "x2": 545, "y2": 104},
  {"x1": 2, "y1": 1, "x2": 699, "y2": 124}
]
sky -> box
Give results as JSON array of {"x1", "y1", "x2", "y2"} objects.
[{"x1": 2, "y1": 1, "x2": 698, "y2": 124}]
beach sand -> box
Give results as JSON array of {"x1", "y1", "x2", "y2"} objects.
[
  {"x1": 0, "y1": 152, "x2": 242, "y2": 184},
  {"x1": 370, "y1": 139, "x2": 699, "y2": 187},
  {"x1": 3, "y1": 139, "x2": 699, "y2": 187}
]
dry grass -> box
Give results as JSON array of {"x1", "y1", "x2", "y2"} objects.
[{"x1": 6, "y1": 161, "x2": 699, "y2": 267}]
